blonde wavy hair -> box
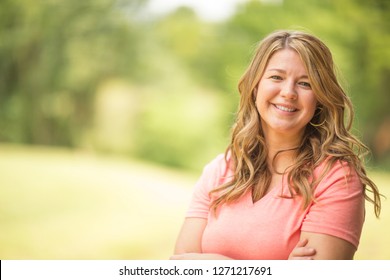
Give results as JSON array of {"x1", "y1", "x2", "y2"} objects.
[{"x1": 210, "y1": 30, "x2": 382, "y2": 217}]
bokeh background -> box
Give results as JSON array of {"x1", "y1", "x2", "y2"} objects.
[{"x1": 0, "y1": 0, "x2": 389, "y2": 259}]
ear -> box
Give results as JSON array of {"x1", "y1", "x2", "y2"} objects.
[{"x1": 252, "y1": 87, "x2": 258, "y2": 102}]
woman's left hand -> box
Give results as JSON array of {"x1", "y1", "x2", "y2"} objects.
[{"x1": 288, "y1": 238, "x2": 316, "y2": 260}]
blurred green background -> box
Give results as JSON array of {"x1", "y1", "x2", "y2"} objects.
[{"x1": 0, "y1": 0, "x2": 389, "y2": 259}]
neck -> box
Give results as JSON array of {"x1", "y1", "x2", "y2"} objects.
[{"x1": 264, "y1": 131, "x2": 303, "y2": 174}]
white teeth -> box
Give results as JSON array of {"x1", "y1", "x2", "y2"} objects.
[{"x1": 275, "y1": 104, "x2": 296, "y2": 112}]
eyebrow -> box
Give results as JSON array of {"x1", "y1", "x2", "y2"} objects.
[{"x1": 266, "y1": 68, "x2": 309, "y2": 79}]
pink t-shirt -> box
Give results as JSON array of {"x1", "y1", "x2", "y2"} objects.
[{"x1": 186, "y1": 153, "x2": 365, "y2": 259}]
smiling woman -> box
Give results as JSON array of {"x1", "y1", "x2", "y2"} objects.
[
  {"x1": 171, "y1": 30, "x2": 382, "y2": 260},
  {"x1": 254, "y1": 49, "x2": 318, "y2": 141}
]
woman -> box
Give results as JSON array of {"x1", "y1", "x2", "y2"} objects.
[{"x1": 171, "y1": 30, "x2": 382, "y2": 260}]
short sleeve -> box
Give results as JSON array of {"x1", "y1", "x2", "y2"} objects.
[
  {"x1": 302, "y1": 160, "x2": 365, "y2": 248},
  {"x1": 185, "y1": 154, "x2": 227, "y2": 219}
]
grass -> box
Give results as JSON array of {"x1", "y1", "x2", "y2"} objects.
[
  {"x1": 0, "y1": 144, "x2": 389, "y2": 259},
  {"x1": 0, "y1": 144, "x2": 197, "y2": 259},
  {"x1": 354, "y1": 169, "x2": 390, "y2": 259}
]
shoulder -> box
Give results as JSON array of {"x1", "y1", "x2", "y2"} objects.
[
  {"x1": 205, "y1": 153, "x2": 227, "y2": 170},
  {"x1": 203, "y1": 153, "x2": 229, "y2": 179},
  {"x1": 198, "y1": 152, "x2": 232, "y2": 190},
  {"x1": 303, "y1": 158, "x2": 365, "y2": 249},
  {"x1": 313, "y1": 157, "x2": 363, "y2": 197}
]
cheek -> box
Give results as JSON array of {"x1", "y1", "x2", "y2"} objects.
[
  {"x1": 306, "y1": 95, "x2": 318, "y2": 115},
  {"x1": 255, "y1": 84, "x2": 276, "y2": 105},
  {"x1": 258, "y1": 81, "x2": 277, "y2": 95}
]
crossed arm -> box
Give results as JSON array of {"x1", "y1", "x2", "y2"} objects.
[{"x1": 170, "y1": 217, "x2": 356, "y2": 260}]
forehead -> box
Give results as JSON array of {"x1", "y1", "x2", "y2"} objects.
[{"x1": 265, "y1": 49, "x2": 307, "y2": 73}]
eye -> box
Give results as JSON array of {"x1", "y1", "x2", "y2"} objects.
[
  {"x1": 298, "y1": 81, "x2": 311, "y2": 88},
  {"x1": 270, "y1": 75, "x2": 283, "y2": 80}
]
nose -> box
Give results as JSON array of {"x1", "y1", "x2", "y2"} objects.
[{"x1": 280, "y1": 81, "x2": 297, "y2": 100}]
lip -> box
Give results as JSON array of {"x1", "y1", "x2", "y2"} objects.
[{"x1": 273, "y1": 103, "x2": 298, "y2": 113}]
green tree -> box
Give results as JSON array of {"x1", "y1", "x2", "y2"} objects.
[{"x1": 0, "y1": 0, "x2": 144, "y2": 145}]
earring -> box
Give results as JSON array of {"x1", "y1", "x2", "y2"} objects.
[
  {"x1": 310, "y1": 119, "x2": 326, "y2": 127},
  {"x1": 310, "y1": 107, "x2": 325, "y2": 127}
]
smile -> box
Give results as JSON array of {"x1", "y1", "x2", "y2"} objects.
[{"x1": 274, "y1": 104, "x2": 298, "y2": 112}]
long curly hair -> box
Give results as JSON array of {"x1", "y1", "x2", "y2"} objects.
[{"x1": 210, "y1": 30, "x2": 382, "y2": 217}]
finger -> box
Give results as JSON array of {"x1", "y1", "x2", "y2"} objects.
[
  {"x1": 296, "y1": 238, "x2": 309, "y2": 248},
  {"x1": 298, "y1": 246, "x2": 316, "y2": 255},
  {"x1": 291, "y1": 247, "x2": 316, "y2": 257},
  {"x1": 300, "y1": 247, "x2": 316, "y2": 256}
]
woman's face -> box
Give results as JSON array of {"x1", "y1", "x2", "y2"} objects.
[{"x1": 255, "y1": 49, "x2": 317, "y2": 142}]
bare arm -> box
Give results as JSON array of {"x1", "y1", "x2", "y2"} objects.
[
  {"x1": 299, "y1": 231, "x2": 356, "y2": 259},
  {"x1": 172, "y1": 218, "x2": 318, "y2": 260},
  {"x1": 171, "y1": 217, "x2": 232, "y2": 259},
  {"x1": 288, "y1": 238, "x2": 316, "y2": 260},
  {"x1": 173, "y1": 217, "x2": 207, "y2": 254}
]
